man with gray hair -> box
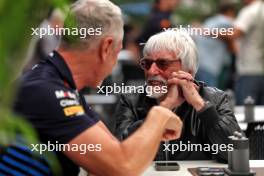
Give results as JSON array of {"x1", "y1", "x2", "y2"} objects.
[
  {"x1": 13, "y1": 0, "x2": 182, "y2": 176},
  {"x1": 115, "y1": 29, "x2": 241, "y2": 162}
]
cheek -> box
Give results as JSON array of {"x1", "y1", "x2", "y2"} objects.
[
  {"x1": 162, "y1": 71, "x2": 172, "y2": 79},
  {"x1": 145, "y1": 70, "x2": 169, "y2": 80},
  {"x1": 163, "y1": 67, "x2": 181, "y2": 78},
  {"x1": 166, "y1": 65, "x2": 182, "y2": 73}
]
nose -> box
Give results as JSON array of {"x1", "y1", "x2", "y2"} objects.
[{"x1": 146, "y1": 62, "x2": 160, "y2": 76}]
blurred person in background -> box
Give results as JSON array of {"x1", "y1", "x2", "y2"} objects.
[
  {"x1": 115, "y1": 30, "x2": 241, "y2": 163},
  {"x1": 226, "y1": 0, "x2": 264, "y2": 105},
  {"x1": 194, "y1": 3, "x2": 237, "y2": 89},
  {"x1": 136, "y1": 0, "x2": 180, "y2": 50},
  {"x1": 23, "y1": 8, "x2": 65, "y2": 72},
  {"x1": 118, "y1": 0, "x2": 181, "y2": 89}
]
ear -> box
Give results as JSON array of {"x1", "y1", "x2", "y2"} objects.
[{"x1": 99, "y1": 37, "x2": 114, "y2": 62}]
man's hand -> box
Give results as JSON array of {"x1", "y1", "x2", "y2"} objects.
[
  {"x1": 162, "y1": 112, "x2": 183, "y2": 141},
  {"x1": 160, "y1": 84, "x2": 184, "y2": 110},
  {"x1": 149, "y1": 106, "x2": 182, "y2": 141},
  {"x1": 168, "y1": 71, "x2": 205, "y2": 111}
]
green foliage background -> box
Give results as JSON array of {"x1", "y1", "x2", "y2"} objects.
[{"x1": 0, "y1": 0, "x2": 69, "y2": 174}]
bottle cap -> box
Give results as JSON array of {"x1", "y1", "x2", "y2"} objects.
[{"x1": 244, "y1": 96, "x2": 255, "y2": 105}]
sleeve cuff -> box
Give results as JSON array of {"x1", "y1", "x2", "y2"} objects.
[{"x1": 197, "y1": 102, "x2": 220, "y2": 128}]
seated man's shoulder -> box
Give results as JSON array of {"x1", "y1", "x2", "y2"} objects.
[
  {"x1": 202, "y1": 85, "x2": 228, "y2": 103},
  {"x1": 203, "y1": 86, "x2": 224, "y2": 95}
]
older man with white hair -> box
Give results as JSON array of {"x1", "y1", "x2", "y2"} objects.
[
  {"x1": 13, "y1": 0, "x2": 183, "y2": 176},
  {"x1": 115, "y1": 29, "x2": 241, "y2": 163}
]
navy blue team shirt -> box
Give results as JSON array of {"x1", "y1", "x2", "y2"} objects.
[{"x1": 13, "y1": 51, "x2": 100, "y2": 176}]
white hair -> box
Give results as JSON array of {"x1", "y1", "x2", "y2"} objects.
[
  {"x1": 62, "y1": 0, "x2": 124, "y2": 49},
  {"x1": 143, "y1": 29, "x2": 199, "y2": 75}
]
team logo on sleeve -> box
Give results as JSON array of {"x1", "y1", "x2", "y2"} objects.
[
  {"x1": 59, "y1": 99, "x2": 80, "y2": 107},
  {"x1": 55, "y1": 90, "x2": 77, "y2": 99},
  {"x1": 55, "y1": 90, "x2": 79, "y2": 106},
  {"x1": 63, "y1": 105, "x2": 85, "y2": 116},
  {"x1": 55, "y1": 90, "x2": 84, "y2": 116}
]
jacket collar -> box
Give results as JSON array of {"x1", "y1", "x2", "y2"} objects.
[
  {"x1": 47, "y1": 51, "x2": 77, "y2": 89},
  {"x1": 134, "y1": 93, "x2": 157, "y2": 116}
]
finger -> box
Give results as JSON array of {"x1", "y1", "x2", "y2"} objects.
[
  {"x1": 167, "y1": 77, "x2": 180, "y2": 85},
  {"x1": 165, "y1": 132, "x2": 180, "y2": 141},
  {"x1": 162, "y1": 133, "x2": 171, "y2": 141},
  {"x1": 171, "y1": 71, "x2": 194, "y2": 81},
  {"x1": 163, "y1": 131, "x2": 177, "y2": 141},
  {"x1": 176, "y1": 78, "x2": 189, "y2": 87},
  {"x1": 166, "y1": 129, "x2": 177, "y2": 135},
  {"x1": 193, "y1": 83, "x2": 199, "y2": 90},
  {"x1": 168, "y1": 78, "x2": 189, "y2": 90},
  {"x1": 178, "y1": 70, "x2": 193, "y2": 77},
  {"x1": 167, "y1": 85, "x2": 179, "y2": 97}
]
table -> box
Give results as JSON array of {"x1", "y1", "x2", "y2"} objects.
[
  {"x1": 235, "y1": 106, "x2": 264, "y2": 122},
  {"x1": 235, "y1": 106, "x2": 264, "y2": 130},
  {"x1": 84, "y1": 95, "x2": 117, "y2": 105},
  {"x1": 143, "y1": 160, "x2": 264, "y2": 176}
]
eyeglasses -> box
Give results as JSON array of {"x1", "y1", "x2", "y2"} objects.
[{"x1": 139, "y1": 58, "x2": 181, "y2": 70}]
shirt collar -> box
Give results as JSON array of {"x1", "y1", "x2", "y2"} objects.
[{"x1": 47, "y1": 51, "x2": 77, "y2": 89}]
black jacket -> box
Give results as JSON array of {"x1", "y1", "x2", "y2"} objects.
[{"x1": 114, "y1": 82, "x2": 241, "y2": 162}]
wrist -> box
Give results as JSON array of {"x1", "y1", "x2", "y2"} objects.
[
  {"x1": 160, "y1": 101, "x2": 174, "y2": 110},
  {"x1": 193, "y1": 98, "x2": 205, "y2": 111},
  {"x1": 148, "y1": 106, "x2": 171, "y2": 124}
]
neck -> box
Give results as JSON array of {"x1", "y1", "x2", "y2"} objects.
[{"x1": 57, "y1": 48, "x2": 100, "y2": 90}]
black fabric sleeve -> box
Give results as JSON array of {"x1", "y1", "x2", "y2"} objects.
[
  {"x1": 114, "y1": 95, "x2": 144, "y2": 140},
  {"x1": 197, "y1": 92, "x2": 242, "y2": 163},
  {"x1": 15, "y1": 82, "x2": 99, "y2": 144},
  {"x1": 198, "y1": 103, "x2": 220, "y2": 129}
]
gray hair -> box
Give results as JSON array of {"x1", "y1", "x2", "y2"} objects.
[
  {"x1": 61, "y1": 0, "x2": 124, "y2": 49},
  {"x1": 143, "y1": 29, "x2": 199, "y2": 75}
]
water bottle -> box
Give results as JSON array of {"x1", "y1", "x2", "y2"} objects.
[
  {"x1": 226, "y1": 131, "x2": 255, "y2": 175},
  {"x1": 244, "y1": 96, "x2": 255, "y2": 122}
]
